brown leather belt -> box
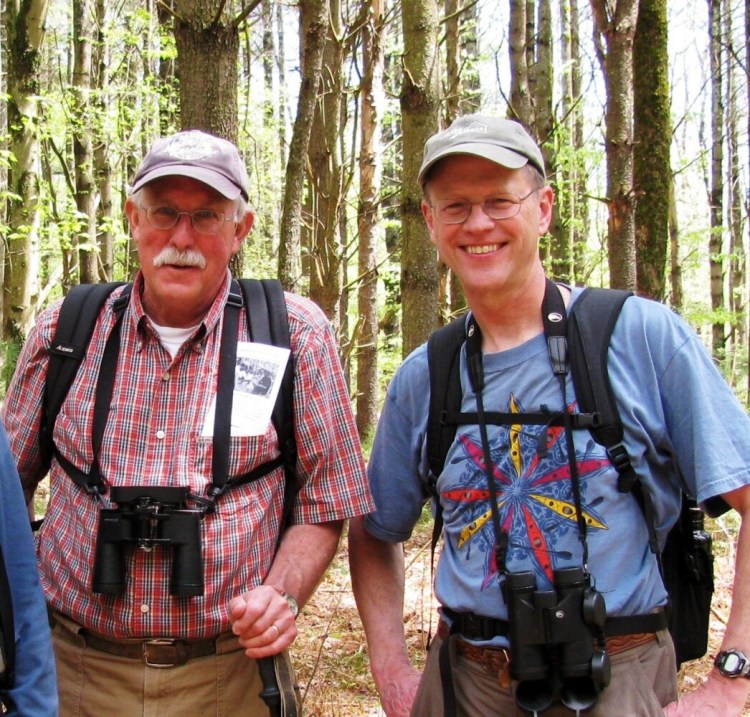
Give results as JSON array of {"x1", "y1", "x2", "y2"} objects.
[
  {"x1": 49, "y1": 610, "x2": 241, "y2": 668},
  {"x1": 437, "y1": 618, "x2": 657, "y2": 674}
]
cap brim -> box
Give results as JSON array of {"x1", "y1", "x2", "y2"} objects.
[
  {"x1": 419, "y1": 143, "x2": 531, "y2": 185},
  {"x1": 131, "y1": 165, "x2": 244, "y2": 200}
]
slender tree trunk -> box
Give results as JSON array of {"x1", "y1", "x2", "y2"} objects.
[
  {"x1": 509, "y1": 0, "x2": 532, "y2": 126},
  {"x1": 725, "y1": 0, "x2": 745, "y2": 362},
  {"x1": 356, "y1": 0, "x2": 384, "y2": 440},
  {"x1": 307, "y1": 0, "x2": 344, "y2": 326},
  {"x1": 591, "y1": 0, "x2": 639, "y2": 291},
  {"x1": 633, "y1": 0, "x2": 670, "y2": 300},
  {"x1": 708, "y1": 0, "x2": 725, "y2": 355},
  {"x1": 3, "y1": 0, "x2": 50, "y2": 342},
  {"x1": 278, "y1": 0, "x2": 327, "y2": 290},
  {"x1": 400, "y1": 0, "x2": 440, "y2": 356},
  {"x1": 93, "y1": 0, "x2": 113, "y2": 281},
  {"x1": 73, "y1": 0, "x2": 99, "y2": 283},
  {"x1": 668, "y1": 175, "x2": 683, "y2": 310}
]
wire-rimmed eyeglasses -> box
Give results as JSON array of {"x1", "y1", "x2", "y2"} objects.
[
  {"x1": 430, "y1": 188, "x2": 540, "y2": 225},
  {"x1": 138, "y1": 204, "x2": 237, "y2": 235}
]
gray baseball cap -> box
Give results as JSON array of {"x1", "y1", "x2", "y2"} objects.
[
  {"x1": 131, "y1": 130, "x2": 250, "y2": 200},
  {"x1": 418, "y1": 115, "x2": 546, "y2": 186}
]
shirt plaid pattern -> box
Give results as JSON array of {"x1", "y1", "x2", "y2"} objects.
[{"x1": 2, "y1": 272, "x2": 372, "y2": 639}]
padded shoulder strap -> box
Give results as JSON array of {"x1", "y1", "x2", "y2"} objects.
[
  {"x1": 238, "y1": 279, "x2": 298, "y2": 535},
  {"x1": 567, "y1": 288, "x2": 663, "y2": 558},
  {"x1": 426, "y1": 315, "x2": 468, "y2": 488},
  {"x1": 42, "y1": 282, "x2": 128, "y2": 473}
]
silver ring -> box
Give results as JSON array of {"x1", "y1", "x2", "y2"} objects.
[{"x1": 270, "y1": 624, "x2": 280, "y2": 640}]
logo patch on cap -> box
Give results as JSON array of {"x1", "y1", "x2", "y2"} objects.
[{"x1": 162, "y1": 133, "x2": 220, "y2": 162}]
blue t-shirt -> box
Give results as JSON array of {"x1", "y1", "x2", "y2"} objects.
[
  {"x1": 366, "y1": 289, "x2": 750, "y2": 630},
  {"x1": 0, "y1": 424, "x2": 57, "y2": 715}
]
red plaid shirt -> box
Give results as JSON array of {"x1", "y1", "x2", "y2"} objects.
[{"x1": 2, "y1": 272, "x2": 372, "y2": 638}]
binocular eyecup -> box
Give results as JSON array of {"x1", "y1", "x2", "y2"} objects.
[
  {"x1": 92, "y1": 486, "x2": 204, "y2": 597},
  {"x1": 506, "y1": 567, "x2": 611, "y2": 713}
]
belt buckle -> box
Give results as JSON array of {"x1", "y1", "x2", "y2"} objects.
[{"x1": 143, "y1": 638, "x2": 184, "y2": 668}]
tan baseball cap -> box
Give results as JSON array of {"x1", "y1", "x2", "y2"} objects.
[
  {"x1": 418, "y1": 115, "x2": 546, "y2": 186},
  {"x1": 131, "y1": 130, "x2": 250, "y2": 200}
]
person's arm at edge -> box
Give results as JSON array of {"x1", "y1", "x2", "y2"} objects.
[
  {"x1": 0, "y1": 427, "x2": 58, "y2": 717},
  {"x1": 348, "y1": 515, "x2": 421, "y2": 717},
  {"x1": 664, "y1": 483, "x2": 750, "y2": 717}
]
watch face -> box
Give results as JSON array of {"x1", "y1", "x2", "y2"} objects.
[{"x1": 723, "y1": 653, "x2": 742, "y2": 673}]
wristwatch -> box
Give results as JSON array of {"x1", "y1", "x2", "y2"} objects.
[
  {"x1": 714, "y1": 649, "x2": 750, "y2": 678},
  {"x1": 274, "y1": 588, "x2": 299, "y2": 618}
]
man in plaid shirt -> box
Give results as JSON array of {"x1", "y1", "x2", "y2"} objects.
[{"x1": 1, "y1": 130, "x2": 373, "y2": 716}]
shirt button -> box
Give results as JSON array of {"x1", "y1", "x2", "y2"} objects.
[
  {"x1": 162, "y1": 371, "x2": 171, "y2": 381},
  {"x1": 140, "y1": 604, "x2": 149, "y2": 614},
  {"x1": 155, "y1": 430, "x2": 166, "y2": 440}
]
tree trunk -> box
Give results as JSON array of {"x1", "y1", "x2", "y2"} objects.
[
  {"x1": 93, "y1": 0, "x2": 113, "y2": 282},
  {"x1": 708, "y1": 0, "x2": 724, "y2": 355},
  {"x1": 633, "y1": 0, "x2": 670, "y2": 300},
  {"x1": 73, "y1": 0, "x2": 99, "y2": 283},
  {"x1": 725, "y1": 0, "x2": 744, "y2": 362},
  {"x1": 278, "y1": 0, "x2": 327, "y2": 291},
  {"x1": 173, "y1": 1, "x2": 240, "y2": 139},
  {"x1": 509, "y1": 0, "x2": 532, "y2": 126},
  {"x1": 3, "y1": 0, "x2": 49, "y2": 342},
  {"x1": 400, "y1": 0, "x2": 440, "y2": 357},
  {"x1": 307, "y1": 0, "x2": 344, "y2": 327},
  {"x1": 356, "y1": 0, "x2": 385, "y2": 440},
  {"x1": 591, "y1": 0, "x2": 639, "y2": 291}
]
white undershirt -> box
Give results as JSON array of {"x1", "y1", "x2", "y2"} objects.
[{"x1": 149, "y1": 321, "x2": 199, "y2": 359}]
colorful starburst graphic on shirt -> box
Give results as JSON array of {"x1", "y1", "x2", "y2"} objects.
[{"x1": 441, "y1": 394, "x2": 610, "y2": 587}]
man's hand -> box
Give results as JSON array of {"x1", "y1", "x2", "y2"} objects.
[
  {"x1": 228, "y1": 585, "x2": 298, "y2": 658},
  {"x1": 375, "y1": 661, "x2": 422, "y2": 717},
  {"x1": 663, "y1": 671, "x2": 750, "y2": 716}
]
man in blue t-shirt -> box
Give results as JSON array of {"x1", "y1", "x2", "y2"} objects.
[
  {"x1": 0, "y1": 421, "x2": 57, "y2": 716},
  {"x1": 349, "y1": 115, "x2": 750, "y2": 717}
]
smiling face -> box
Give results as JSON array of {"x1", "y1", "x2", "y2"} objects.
[
  {"x1": 125, "y1": 176, "x2": 254, "y2": 327},
  {"x1": 421, "y1": 155, "x2": 553, "y2": 303}
]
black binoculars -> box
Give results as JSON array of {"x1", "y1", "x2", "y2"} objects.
[
  {"x1": 506, "y1": 567, "x2": 611, "y2": 714},
  {"x1": 92, "y1": 486, "x2": 204, "y2": 597}
]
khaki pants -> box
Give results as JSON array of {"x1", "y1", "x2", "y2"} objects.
[
  {"x1": 51, "y1": 616, "x2": 301, "y2": 717},
  {"x1": 410, "y1": 630, "x2": 678, "y2": 717}
]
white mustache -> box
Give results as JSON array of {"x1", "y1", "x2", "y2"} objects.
[{"x1": 153, "y1": 247, "x2": 207, "y2": 269}]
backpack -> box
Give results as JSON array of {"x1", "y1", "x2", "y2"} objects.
[
  {"x1": 40, "y1": 278, "x2": 298, "y2": 529},
  {"x1": 426, "y1": 286, "x2": 714, "y2": 667}
]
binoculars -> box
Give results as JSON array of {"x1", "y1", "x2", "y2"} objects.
[
  {"x1": 92, "y1": 486, "x2": 204, "y2": 597},
  {"x1": 506, "y1": 566, "x2": 611, "y2": 713}
]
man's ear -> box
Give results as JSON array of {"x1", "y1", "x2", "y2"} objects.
[
  {"x1": 536, "y1": 185, "x2": 555, "y2": 236},
  {"x1": 421, "y1": 198, "x2": 437, "y2": 244}
]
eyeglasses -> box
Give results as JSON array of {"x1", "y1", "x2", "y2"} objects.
[
  {"x1": 138, "y1": 204, "x2": 237, "y2": 235},
  {"x1": 431, "y1": 189, "x2": 540, "y2": 225}
]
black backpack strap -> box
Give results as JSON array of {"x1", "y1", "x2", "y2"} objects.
[
  {"x1": 238, "y1": 279, "x2": 298, "y2": 537},
  {"x1": 426, "y1": 315, "x2": 467, "y2": 483},
  {"x1": 0, "y1": 544, "x2": 15, "y2": 693},
  {"x1": 43, "y1": 282, "x2": 129, "y2": 486},
  {"x1": 567, "y1": 288, "x2": 661, "y2": 557},
  {"x1": 426, "y1": 315, "x2": 467, "y2": 551}
]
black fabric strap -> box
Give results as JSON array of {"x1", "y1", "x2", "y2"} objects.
[{"x1": 210, "y1": 286, "x2": 243, "y2": 493}]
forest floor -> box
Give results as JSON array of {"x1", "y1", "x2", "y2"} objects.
[{"x1": 293, "y1": 509, "x2": 747, "y2": 716}]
